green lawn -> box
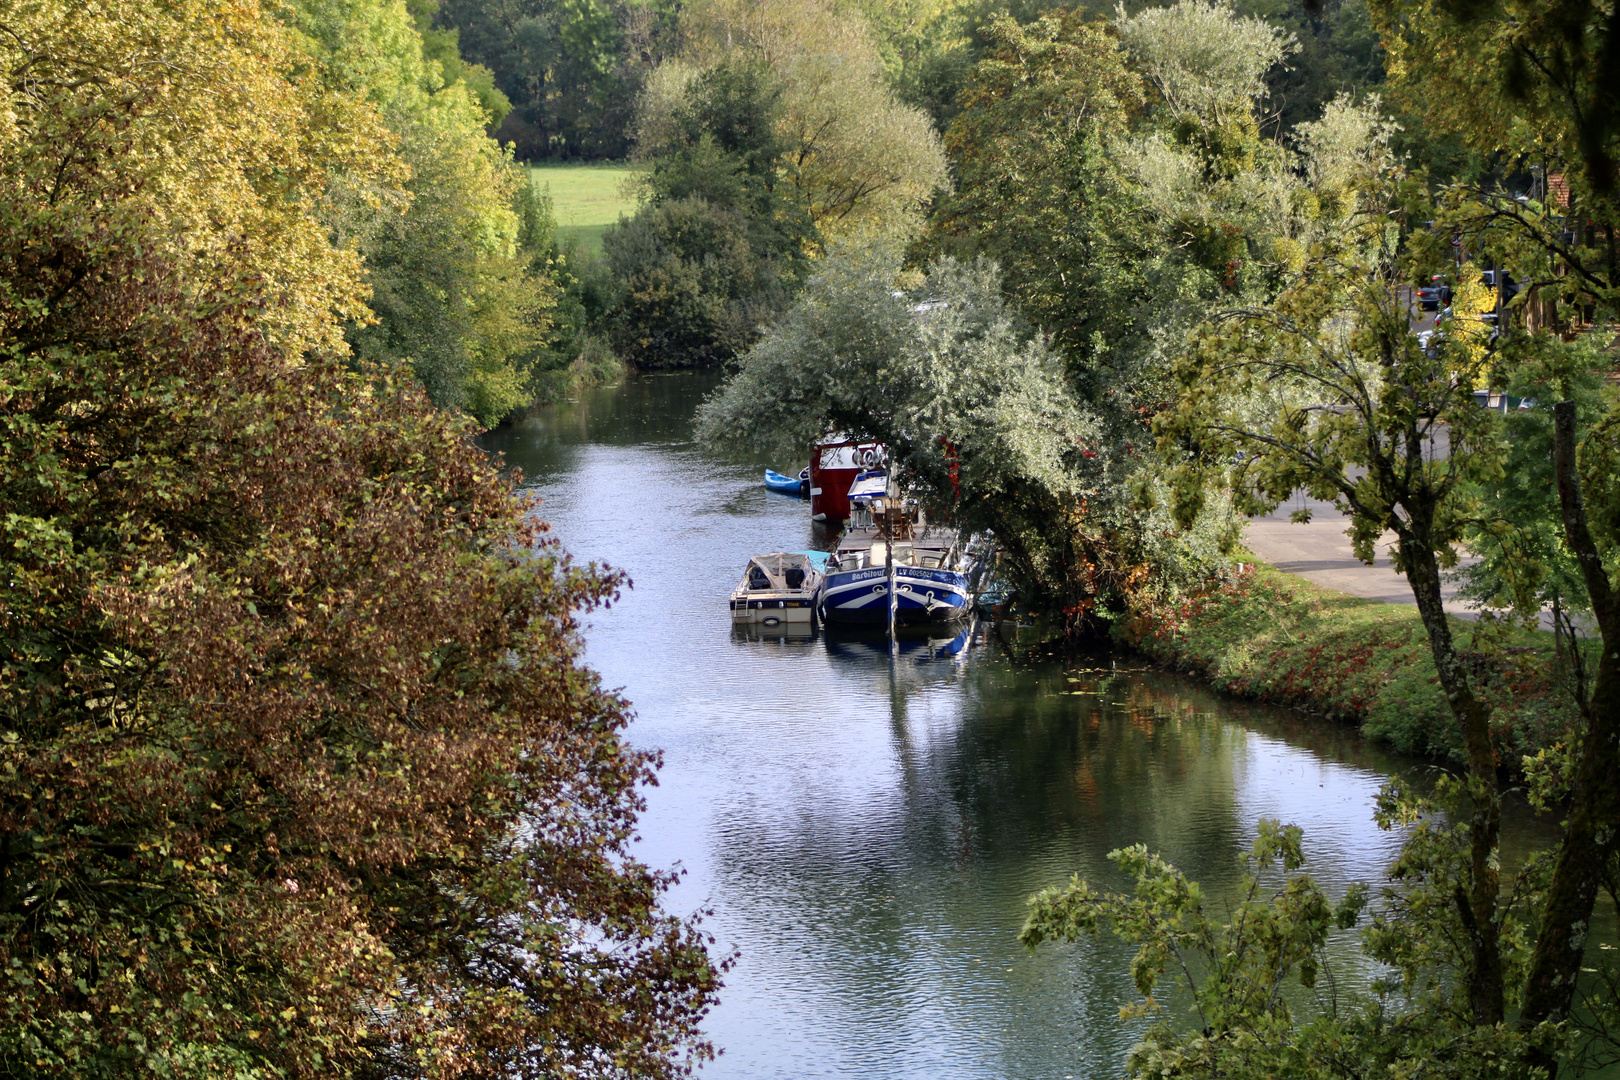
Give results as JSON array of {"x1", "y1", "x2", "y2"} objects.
[{"x1": 527, "y1": 161, "x2": 643, "y2": 255}]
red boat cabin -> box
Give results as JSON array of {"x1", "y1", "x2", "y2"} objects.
[{"x1": 808, "y1": 438, "x2": 885, "y2": 523}]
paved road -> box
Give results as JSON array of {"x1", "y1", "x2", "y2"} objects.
[
  {"x1": 1238, "y1": 285, "x2": 1558, "y2": 626},
  {"x1": 1244, "y1": 493, "x2": 1487, "y2": 620}
]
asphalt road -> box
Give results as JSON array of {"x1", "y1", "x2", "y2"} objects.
[
  {"x1": 1244, "y1": 493, "x2": 1487, "y2": 620},
  {"x1": 1242, "y1": 288, "x2": 1557, "y2": 626}
]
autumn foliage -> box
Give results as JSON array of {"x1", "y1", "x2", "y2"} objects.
[{"x1": 0, "y1": 1, "x2": 719, "y2": 1076}]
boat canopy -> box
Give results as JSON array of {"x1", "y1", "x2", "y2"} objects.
[{"x1": 744, "y1": 552, "x2": 820, "y2": 591}]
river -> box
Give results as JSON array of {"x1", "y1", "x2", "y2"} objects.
[{"x1": 479, "y1": 372, "x2": 1559, "y2": 1080}]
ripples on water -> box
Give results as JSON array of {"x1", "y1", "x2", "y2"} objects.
[{"x1": 479, "y1": 374, "x2": 1560, "y2": 1080}]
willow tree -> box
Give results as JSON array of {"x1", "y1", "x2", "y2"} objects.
[
  {"x1": 0, "y1": 2, "x2": 720, "y2": 1076},
  {"x1": 696, "y1": 249, "x2": 1236, "y2": 628}
]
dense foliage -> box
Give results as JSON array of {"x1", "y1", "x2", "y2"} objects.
[
  {"x1": 472, "y1": 0, "x2": 1399, "y2": 385},
  {"x1": 576, "y1": 0, "x2": 949, "y2": 371},
  {"x1": 1013, "y1": 0, "x2": 1620, "y2": 1072},
  {"x1": 700, "y1": 0, "x2": 1401, "y2": 625},
  {"x1": 1372, "y1": 0, "x2": 1620, "y2": 1051},
  {"x1": 436, "y1": 0, "x2": 1396, "y2": 162},
  {"x1": 599, "y1": 63, "x2": 815, "y2": 369},
  {"x1": 916, "y1": 10, "x2": 1153, "y2": 396},
  {"x1": 436, "y1": 0, "x2": 678, "y2": 160},
  {"x1": 0, "y1": 1, "x2": 720, "y2": 1074},
  {"x1": 665, "y1": 0, "x2": 948, "y2": 240},
  {"x1": 1122, "y1": 562, "x2": 1578, "y2": 760},
  {"x1": 919, "y1": 2, "x2": 1398, "y2": 411},
  {"x1": 287, "y1": 0, "x2": 558, "y2": 426}
]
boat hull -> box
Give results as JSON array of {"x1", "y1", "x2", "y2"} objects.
[
  {"x1": 730, "y1": 595, "x2": 817, "y2": 624},
  {"x1": 820, "y1": 565, "x2": 972, "y2": 625},
  {"x1": 764, "y1": 468, "x2": 806, "y2": 496}
]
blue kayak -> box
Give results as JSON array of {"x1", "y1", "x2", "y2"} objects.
[{"x1": 764, "y1": 468, "x2": 807, "y2": 496}]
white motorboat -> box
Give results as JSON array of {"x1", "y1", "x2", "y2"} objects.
[{"x1": 729, "y1": 552, "x2": 826, "y2": 626}]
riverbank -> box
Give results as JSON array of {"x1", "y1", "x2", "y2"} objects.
[{"x1": 1118, "y1": 558, "x2": 1579, "y2": 769}]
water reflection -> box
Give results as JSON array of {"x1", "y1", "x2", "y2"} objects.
[
  {"x1": 479, "y1": 375, "x2": 1565, "y2": 1080},
  {"x1": 731, "y1": 621, "x2": 978, "y2": 659},
  {"x1": 731, "y1": 622, "x2": 819, "y2": 645}
]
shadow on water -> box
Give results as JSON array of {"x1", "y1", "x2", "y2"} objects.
[{"x1": 478, "y1": 373, "x2": 1583, "y2": 1080}]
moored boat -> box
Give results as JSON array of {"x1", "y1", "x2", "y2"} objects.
[
  {"x1": 764, "y1": 468, "x2": 807, "y2": 495},
  {"x1": 729, "y1": 552, "x2": 824, "y2": 626},
  {"x1": 808, "y1": 437, "x2": 885, "y2": 523},
  {"x1": 819, "y1": 481, "x2": 983, "y2": 627}
]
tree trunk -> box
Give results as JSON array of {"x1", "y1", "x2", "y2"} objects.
[
  {"x1": 1401, "y1": 531, "x2": 1506, "y2": 1027},
  {"x1": 1517, "y1": 402, "x2": 1620, "y2": 1072}
]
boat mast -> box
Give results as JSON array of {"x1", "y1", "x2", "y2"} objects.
[{"x1": 885, "y1": 475, "x2": 898, "y2": 641}]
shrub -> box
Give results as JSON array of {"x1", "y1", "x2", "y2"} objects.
[{"x1": 603, "y1": 194, "x2": 797, "y2": 368}]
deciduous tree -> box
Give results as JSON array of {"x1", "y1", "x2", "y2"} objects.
[
  {"x1": 288, "y1": 0, "x2": 558, "y2": 427},
  {"x1": 917, "y1": 2, "x2": 1348, "y2": 416},
  {"x1": 604, "y1": 61, "x2": 814, "y2": 368},
  {"x1": 646, "y1": 0, "x2": 949, "y2": 240},
  {"x1": 436, "y1": 0, "x2": 677, "y2": 160},
  {"x1": 1368, "y1": 0, "x2": 1620, "y2": 1054},
  {"x1": 696, "y1": 248, "x2": 1236, "y2": 628},
  {"x1": 1152, "y1": 106, "x2": 1620, "y2": 1080},
  {"x1": 1159, "y1": 180, "x2": 1518, "y2": 1019},
  {"x1": 0, "y1": 2, "x2": 721, "y2": 1075},
  {"x1": 915, "y1": 9, "x2": 1151, "y2": 401}
]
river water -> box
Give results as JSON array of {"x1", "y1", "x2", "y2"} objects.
[{"x1": 479, "y1": 373, "x2": 1556, "y2": 1080}]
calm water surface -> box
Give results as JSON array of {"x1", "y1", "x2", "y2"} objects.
[{"x1": 479, "y1": 373, "x2": 1553, "y2": 1080}]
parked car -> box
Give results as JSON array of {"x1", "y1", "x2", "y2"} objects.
[{"x1": 1416, "y1": 275, "x2": 1451, "y2": 311}]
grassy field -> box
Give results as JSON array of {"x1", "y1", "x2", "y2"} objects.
[{"x1": 527, "y1": 161, "x2": 643, "y2": 254}]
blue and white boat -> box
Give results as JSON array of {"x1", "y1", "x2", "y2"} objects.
[{"x1": 819, "y1": 475, "x2": 982, "y2": 627}]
